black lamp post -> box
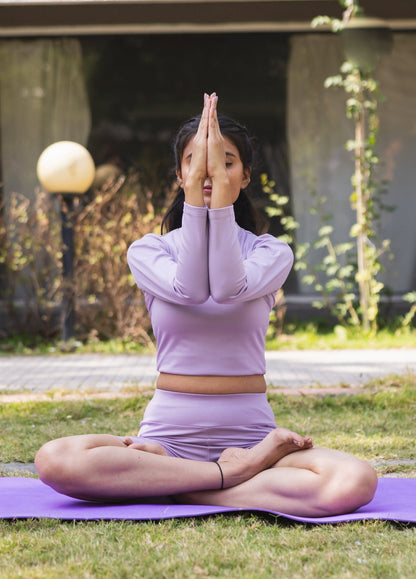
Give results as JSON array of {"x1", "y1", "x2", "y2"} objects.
[{"x1": 37, "y1": 141, "x2": 95, "y2": 342}]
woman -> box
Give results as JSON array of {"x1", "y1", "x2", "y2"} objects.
[{"x1": 35, "y1": 94, "x2": 377, "y2": 517}]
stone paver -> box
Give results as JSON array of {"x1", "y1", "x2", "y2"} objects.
[
  {"x1": 0, "y1": 349, "x2": 415, "y2": 394},
  {"x1": 265, "y1": 349, "x2": 416, "y2": 387}
]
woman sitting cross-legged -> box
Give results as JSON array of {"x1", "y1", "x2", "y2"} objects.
[{"x1": 35, "y1": 93, "x2": 377, "y2": 517}]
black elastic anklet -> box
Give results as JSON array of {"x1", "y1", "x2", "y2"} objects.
[{"x1": 214, "y1": 460, "x2": 224, "y2": 490}]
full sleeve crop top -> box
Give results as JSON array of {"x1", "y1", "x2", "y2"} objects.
[{"x1": 127, "y1": 203, "x2": 293, "y2": 376}]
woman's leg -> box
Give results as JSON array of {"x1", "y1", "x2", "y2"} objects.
[
  {"x1": 34, "y1": 427, "x2": 311, "y2": 501},
  {"x1": 176, "y1": 447, "x2": 378, "y2": 518}
]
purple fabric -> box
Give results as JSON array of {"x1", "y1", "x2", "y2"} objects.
[
  {"x1": 1, "y1": 477, "x2": 415, "y2": 523},
  {"x1": 135, "y1": 390, "x2": 276, "y2": 461},
  {"x1": 127, "y1": 204, "x2": 293, "y2": 376}
]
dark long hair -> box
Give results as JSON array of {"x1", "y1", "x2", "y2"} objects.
[{"x1": 161, "y1": 114, "x2": 259, "y2": 234}]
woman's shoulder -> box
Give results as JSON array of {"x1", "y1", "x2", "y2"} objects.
[
  {"x1": 237, "y1": 226, "x2": 293, "y2": 256},
  {"x1": 128, "y1": 228, "x2": 180, "y2": 258}
]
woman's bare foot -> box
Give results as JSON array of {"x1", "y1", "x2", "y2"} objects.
[
  {"x1": 217, "y1": 428, "x2": 313, "y2": 488},
  {"x1": 251, "y1": 427, "x2": 313, "y2": 464},
  {"x1": 122, "y1": 438, "x2": 169, "y2": 456}
]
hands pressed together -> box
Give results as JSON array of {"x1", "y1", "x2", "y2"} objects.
[
  {"x1": 189, "y1": 92, "x2": 226, "y2": 180},
  {"x1": 177, "y1": 93, "x2": 249, "y2": 209}
]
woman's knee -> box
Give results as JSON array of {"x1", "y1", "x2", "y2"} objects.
[
  {"x1": 35, "y1": 439, "x2": 67, "y2": 483},
  {"x1": 35, "y1": 436, "x2": 86, "y2": 491},
  {"x1": 347, "y1": 460, "x2": 378, "y2": 506},
  {"x1": 323, "y1": 459, "x2": 378, "y2": 515}
]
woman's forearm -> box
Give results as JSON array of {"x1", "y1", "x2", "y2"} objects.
[
  {"x1": 209, "y1": 174, "x2": 232, "y2": 209},
  {"x1": 183, "y1": 175, "x2": 205, "y2": 207}
]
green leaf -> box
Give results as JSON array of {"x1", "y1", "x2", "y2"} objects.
[
  {"x1": 318, "y1": 225, "x2": 333, "y2": 237},
  {"x1": 404, "y1": 292, "x2": 416, "y2": 304},
  {"x1": 294, "y1": 261, "x2": 307, "y2": 271},
  {"x1": 339, "y1": 265, "x2": 354, "y2": 278},
  {"x1": 276, "y1": 196, "x2": 289, "y2": 206},
  {"x1": 326, "y1": 265, "x2": 339, "y2": 277},
  {"x1": 350, "y1": 223, "x2": 362, "y2": 237},
  {"x1": 302, "y1": 274, "x2": 315, "y2": 285}
]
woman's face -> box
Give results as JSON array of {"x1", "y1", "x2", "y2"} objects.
[{"x1": 177, "y1": 135, "x2": 251, "y2": 208}]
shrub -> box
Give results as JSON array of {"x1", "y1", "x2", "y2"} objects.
[
  {"x1": 0, "y1": 173, "x2": 165, "y2": 344},
  {"x1": 73, "y1": 173, "x2": 162, "y2": 345},
  {"x1": 0, "y1": 191, "x2": 62, "y2": 337}
]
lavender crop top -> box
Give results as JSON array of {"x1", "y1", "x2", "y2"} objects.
[{"x1": 127, "y1": 203, "x2": 293, "y2": 376}]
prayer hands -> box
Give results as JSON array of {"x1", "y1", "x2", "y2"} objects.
[
  {"x1": 206, "y1": 93, "x2": 228, "y2": 180},
  {"x1": 187, "y1": 92, "x2": 227, "y2": 183},
  {"x1": 178, "y1": 92, "x2": 248, "y2": 208}
]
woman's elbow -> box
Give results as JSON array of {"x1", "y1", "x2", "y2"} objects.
[
  {"x1": 209, "y1": 289, "x2": 226, "y2": 303},
  {"x1": 188, "y1": 291, "x2": 210, "y2": 304},
  {"x1": 210, "y1": 286, "x2": 243, "y2": 304},
  {"x1": 179, "y1": 287, "x2": 210, "y2": 304}
]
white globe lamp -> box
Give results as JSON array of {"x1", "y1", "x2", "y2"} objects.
[{"x1": 37, "y1": 141, "x2": 95, "y2": 194}]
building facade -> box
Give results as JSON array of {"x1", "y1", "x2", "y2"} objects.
[{"x1": 1, "y1": 0, "x2": 415, "y2": 307}]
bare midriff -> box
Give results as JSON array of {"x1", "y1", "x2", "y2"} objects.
[{"x1": 156, "y1": 372, "x2": 267, "y2": 394}]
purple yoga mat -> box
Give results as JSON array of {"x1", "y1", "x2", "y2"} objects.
[{"x1": 1, "y1": 477, "x2": 415, "y2": 524}]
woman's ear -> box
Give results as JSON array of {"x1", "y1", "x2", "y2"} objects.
[
  {"x1": 242, "y1": 168, "x2": 251, "y2": 189},
  {"x1": 176, "y1": 169, "x2": 184, "y2": 188}
]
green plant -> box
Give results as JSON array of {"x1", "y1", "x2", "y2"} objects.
[
  {"x1": 311, "y1": 0, "x2": 395, "y2": 333},
  {"x1": 401, "y1": 292, "x2": 416, "y2": 328},
  {"x1": 262, "y1": 174, "x2": 298, "y2": 338},
  {"x1": 264, "y1": 172, "x2": 393, "y2": 330},
  {"x1": 266, "y1": 0, "x2": 411, "y2": 334},
  {"x1": 325, "y1": 64, "x2": 393, "y2": 331},
  {"x1": 264, "y1": 174, "x2": 358, "y2": 327},
  {"x1": 298, "y1": 193, "x2": 363, "y2": 327}
]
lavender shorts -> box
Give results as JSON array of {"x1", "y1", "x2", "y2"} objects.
[{"x1": 127, "y1": 389, "x2": 277, "y2": 462}]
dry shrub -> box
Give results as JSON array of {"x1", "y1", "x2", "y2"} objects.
[
  {"x1": 0, "y1": 191, "x2": 63, "y2": 337},
  {"x1": 73, "y1": 173, "x2": 163, "y2": 346},
  {"x1": 0, "y1": 174, "x2": 165, "y2": 343}
]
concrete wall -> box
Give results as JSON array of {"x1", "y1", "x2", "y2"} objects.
[
  {"x1": 288, "y1": 32, "x2": 416, "y2": 295},
  {"x1": 0, "y1": 38, "x2": 91, "y2": 210}
]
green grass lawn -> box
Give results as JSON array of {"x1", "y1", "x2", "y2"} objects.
[
  {"x1": 1, "y1": 373, "x2": 416, "y2": 577},
  {"x1": 1, "y1": 322, "x2": 415, "y2": 355},
  {"x1": 1, "y1": 517, "x2": 415, "y2": 578}
]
